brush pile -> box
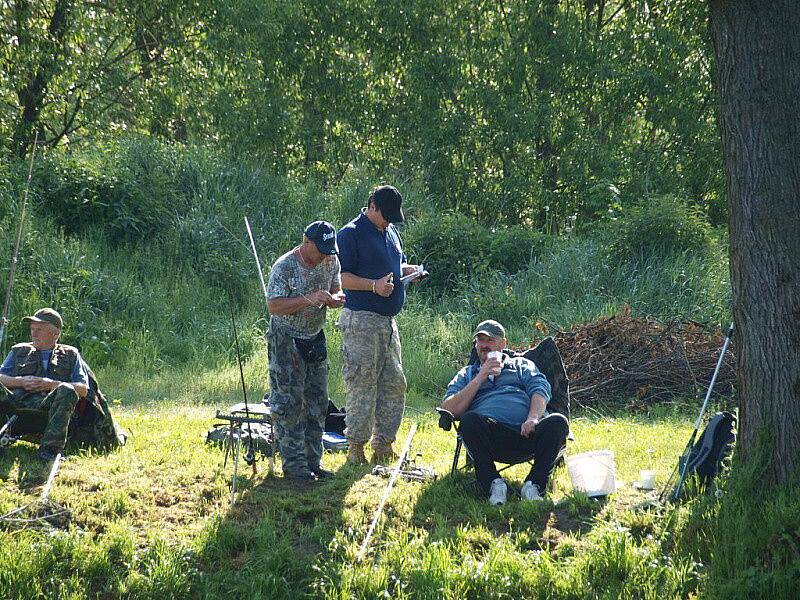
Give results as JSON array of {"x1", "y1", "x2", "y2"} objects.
[{"x1": 541, "y1": 307, "x2": 736, "y2": 407}]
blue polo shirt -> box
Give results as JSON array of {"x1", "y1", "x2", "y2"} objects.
[
  {"x1": 444, "y1": 356, "x2": 552, "y2": 428},
  {"x1": 337, "y1": 209, "x2": 407, "y2": 317}
]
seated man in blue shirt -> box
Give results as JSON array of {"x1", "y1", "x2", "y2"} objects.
[
  {"x1": 441, "y1": 319, "x2": 569, "y2": 505},
  {"x1": 0, "y1": 308, "x2": 89, "y2": 461}
]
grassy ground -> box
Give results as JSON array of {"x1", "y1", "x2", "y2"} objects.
[{"x1": 1, "y1": 356, "x2": 711, "y2": 600}]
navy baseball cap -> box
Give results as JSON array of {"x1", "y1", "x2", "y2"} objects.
[
  {"x1": 304, "y1": 221, "x2": 338, "y2": 255},
  {"x1": 371, "y1": 185, "x2": 405, "y2": 223}
]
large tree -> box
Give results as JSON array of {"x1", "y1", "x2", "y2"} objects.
[
  {"x1": 0, "y1": 0, "x2": 198, "y2": 158},
  {"x1": 709, "y1": 0, "x2": 800, "y2": 484}
]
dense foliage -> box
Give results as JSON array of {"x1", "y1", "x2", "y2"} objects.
[
  {"x1": 0, "y1": 139, "x2": 729, "y2": 376},
  {"x1": 2, "y1": 1, "x2": 723, "y2": 230}
]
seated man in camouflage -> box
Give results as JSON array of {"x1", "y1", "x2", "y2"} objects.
[{"x1": 0, "y1": 308, "x2": 89, "y2": 461}]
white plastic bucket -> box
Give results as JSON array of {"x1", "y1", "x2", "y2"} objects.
[{"x1": 565, "y1": 450, "x2": 617, "y2": 497}]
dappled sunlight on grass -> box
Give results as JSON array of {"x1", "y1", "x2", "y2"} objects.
[{"x1": 0, "y1": 379, "x2": 734, "y2": 599}]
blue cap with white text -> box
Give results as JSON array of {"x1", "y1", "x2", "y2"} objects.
[{"x1": 304, "y1": 220, "x2": 339, "y2": 255}]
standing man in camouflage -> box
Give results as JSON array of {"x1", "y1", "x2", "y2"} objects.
[
  {"x1": 0, "y1": 308, "x2": 89, "y2": 461},
  {"x1": 267, "y1": 221, "x2": 345, "y2": 481},
  {"x1": 337, "y1": 185, "x2": 423, "y2": 465}
]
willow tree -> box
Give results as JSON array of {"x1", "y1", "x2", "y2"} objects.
[{"x1": 710, "y1": 0, "x2": 800, "y2": 483}]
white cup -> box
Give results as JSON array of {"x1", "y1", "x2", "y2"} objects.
[
  {"x1": 639, "y1": 469, "x2": 657, "y2": 490},
  {"x1": 486, "y1": 351, "x2": 503, "y2": 379}
]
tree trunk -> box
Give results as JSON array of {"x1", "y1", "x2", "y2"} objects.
[
  {"x1": 709, "y1": 0, "x2": 800, "y2": 484},
  {"x1": 11, "y1": 0, "x2": 73, "y2": 157}
]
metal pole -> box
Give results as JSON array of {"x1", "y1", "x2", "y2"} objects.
[
  {"x1": 244, "y1": 216, "x2": 275, "y2": 475},
  {"x1": 40, "y1": 453, "x2": 63, "y2": 501},
  {"x1": 0, "y1": 414, "x2": 18, "y2": 440},
  {"x1": 231, "y1": 427, "x2": 241, "y2": 507},
  {"x1": 671, "y1": 323, "x2": 734, "y2": 501},
  {"x1": 229, "y1": 304, "x2": 256, "y2": 469},
  {"x1": 0, "y1": 132, "x2": 38, "y2": 353},
  {"x1": 358, "y1": 422, "x2": 417, "y2": 562}
]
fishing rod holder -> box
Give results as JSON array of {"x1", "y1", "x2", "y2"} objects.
[{"x1": 215, "y1": 403, "x2": 274, "y2": 468}]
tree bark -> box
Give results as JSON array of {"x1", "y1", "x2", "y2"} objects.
[{"x1": 709, "y1": 0, "x2": 800, "y2": 484}]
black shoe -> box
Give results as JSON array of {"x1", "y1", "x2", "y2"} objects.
[
  {"x1": 284, "y1": 469, "x2": 317, "y2": 481},
  {"x1": 37, "y1": 446, "x2": 59, "y2": 462},
  {"x1": 310, "y1": 466, "x2": 335, "y2": 479}
]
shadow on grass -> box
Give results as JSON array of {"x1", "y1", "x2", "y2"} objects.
[
  {"x1": 411, "y1": 465, "x2": 604, "y2": 553},
  {"x1": 193, "y1": 455, "x2": 370, "y2": 598}
]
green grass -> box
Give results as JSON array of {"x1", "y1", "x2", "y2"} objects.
[
  {"x1": 4, "y1": 141, "x2": 792, "y2": 598},
  {"x1": 0, "y1": 362, "x2": 720, "y2": 599}
]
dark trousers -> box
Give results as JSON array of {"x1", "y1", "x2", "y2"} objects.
[{"x1": 459, "y1": 412, "x2": 569, "y2": 497}]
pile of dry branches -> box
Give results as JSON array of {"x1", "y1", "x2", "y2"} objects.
[{"x1": 544, "y1": 307, "x2": 735, "y2": 407}]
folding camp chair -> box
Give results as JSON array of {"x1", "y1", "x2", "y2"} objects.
[{"x1": 436, "y1": 336, "x2": 572, "y2": 480}]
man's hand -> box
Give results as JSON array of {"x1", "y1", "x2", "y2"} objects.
[
  {"x1": 306, "y1": 290, "x2": 333, "y2": 307},
  {"x1": 373, "y1": 273, "x2": 394, "y2": 297},
  {"x1": 20, "y1": 376, "x2": 58, "y2": 393},
  {"x1": 521, "y1": 417, "x2": 540, "y2": 437},
  {"x1": 326, "y1": 291, "x2": 346, "y2": 308},
  {"x1": 477, "y1": 356, "x2": 502, "y2": 381}
]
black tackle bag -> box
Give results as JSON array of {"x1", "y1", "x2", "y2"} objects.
[{"x1": 682, "y1": 411, "x2": 737, "y2": 486}]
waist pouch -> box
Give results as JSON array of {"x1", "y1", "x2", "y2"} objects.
[{"x1": 294, "y1": 330, "x2": 327, "y2": 363}]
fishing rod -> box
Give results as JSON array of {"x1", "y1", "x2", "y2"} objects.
[
  {"x1": 244, "y1": 215, "x2": 275, "y2": 475},
  {"x1": 0, "y1": 452, "x2": 69, "y2": 529},
  {"x1": 0, "y1": 132, "x2": 38, "y2": 354},
  {"x1": 665, "y1": 323, "x2": 734, "y2": 502},
  {"x1": 228, "y1": 303, "x2": 257, "y2": 506},
  {"x1": 358, "y1": 422, "x2": 418, "y2": 562}
]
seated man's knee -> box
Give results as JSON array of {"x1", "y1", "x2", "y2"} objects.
[
  {"x1": 459, "y1": 411, "x2": 485, "y2": 436},
  {"x1": 540, "y1": 413, "x2": 569, "y2": 439},
  {"x1": 54, "y1": 383, "x2": 79, "y2": 403}
]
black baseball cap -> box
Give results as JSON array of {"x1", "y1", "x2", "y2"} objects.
[
  {"x1": 304, "y1": 221, "x2": 338, "y2": 255},
  {"x1": 371, "y1": 185, "x2": 405, "y2": 223}
]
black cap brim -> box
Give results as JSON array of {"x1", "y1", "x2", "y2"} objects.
[
  {"x1": 383, "y1": 206, "x2": 405, "y2": 223},
  {"x1": 313, "y1": 240, "x2": 339, "y2": 255}
]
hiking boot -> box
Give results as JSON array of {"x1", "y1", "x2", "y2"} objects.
[
  {"x1": 488, "y1": 478, "x2": 507, "y2": 506},
  {"x1": 310, "y1": 465, "x2": 335, "y2": 479},
  {"x1": 370, "y1": 443, "x2": 397, "y2": 465},
  {"x1": 36, "y1": 446, "x2": 59, "y2": 463},
  {"x1": 346, "y1": 442, "x2": 367, "y2": 465},
  {"x1": 521, "y1": 481, "x2": 544, "y2": 502}
]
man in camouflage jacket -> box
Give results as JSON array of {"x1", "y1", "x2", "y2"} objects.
[
  {"x1": 1, "y1": 308, "x2": 88, "y2": 461},
  {"x1": 266, "y1": 221, "x2": 345, "y2": 481}
]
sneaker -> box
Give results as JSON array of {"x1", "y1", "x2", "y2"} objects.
[
  {"x1": 284, "y1": 468, "x2": 317, "y2": 481},
  {"x1": 488, "y1": 478, "x2": 507, "y2": 506},
  {"x1": 521, "y1": 481, "x2": 544, "y2": 501}
]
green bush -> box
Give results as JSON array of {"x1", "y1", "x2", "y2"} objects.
[
  {"x1": 604, "y1": 195, "x2": 715, "y2": 260},
  {"x1": 33, "y1": 139, "x2": 189, "y2": 244},
  {"x1": 403, "y1": 211, "x2": 551, "y2": 293}
]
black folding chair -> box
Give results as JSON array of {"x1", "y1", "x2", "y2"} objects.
[{"x1": 436, "y1": 336, "x2": 572, "y2": 479}]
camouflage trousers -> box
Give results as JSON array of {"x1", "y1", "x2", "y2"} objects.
[
  {"x1": 338, "y1": 308, "x2": 407, "y2": 447},
  {"x1": 0, "y1": 382, "x2": 79, "y2": 451},
  {"x1": 267, "y1": 327, "x2": 329, "y2": 476}
]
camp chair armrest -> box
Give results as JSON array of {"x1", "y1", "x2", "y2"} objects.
[{"x1": 436, "y1": 407, "x2": 457, "y2": 431}]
